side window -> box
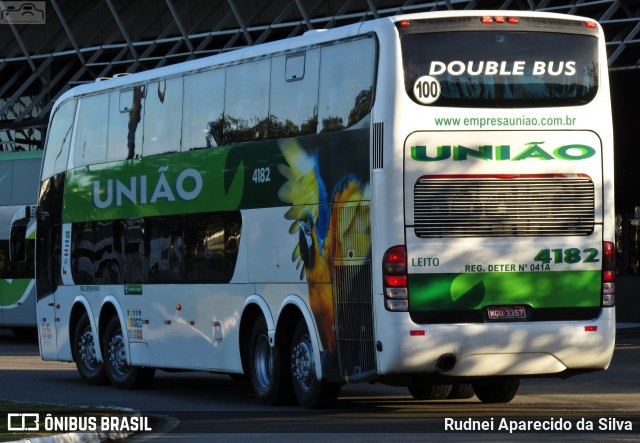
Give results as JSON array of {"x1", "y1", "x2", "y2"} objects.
[
  {"x1": 318, "y1": 38, "x2": 375, "y2": 132},
  {"x1": 94, "y1": 220, "x2": 123, "y2": 284},
  {"x1": 0, "y1": 160, "x2": 11, "y2": 205},
  {"x1": 73, "y1": 94, "x2": 109, "y2": 167},
  {"x1": 184, "y1": 211, "x2": 241, "y2": 283},
  {"x1": 42, "y1": 99, "x2": 76, "y2": 179},
  {"x1": 269, "y1": 51, "x2": 319, "y2": 138},
  {"x1": 71, "y1": 222, "x2": 95, "y2": 284},
  {"x1": 183, "y1": 69, "x2": 225, "y2": 150},
  {"x1": 224, "y1": 59, "x2": 270, "y2": 144},
  {"x1": 143, "y1": 78, "x2": 183, "y2": 157},
  {"x1": 108, "y1": 87, "x2": 144, "y2": 161},
  {"x1": 148, "y1": 216, "x2": 184, "y2": 283},
  {"x1": 11, "y1": 158, "x2": 41, "y2": 204},
  {"x1": 122, "y1": 218, "x2": 147, "y2": 284}
]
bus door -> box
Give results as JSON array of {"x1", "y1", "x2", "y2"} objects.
[{"x1": 35, "y1": 176, "x2": 67, "y2": 360}]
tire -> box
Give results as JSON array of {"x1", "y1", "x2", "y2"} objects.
[
  {"x1": 473, "y1": 379, "x2": 520, "y2": 404},
  {"x1": 290, "y1": 319, "x2": 341, "y2": 409},
  {"x1": 103, "y1": 316, "x2": 155, "y2": 389},
  {"x1": 407, "y1": 383, "x2": 452, "y2": 400},
  {"x1": 248, "y1": 316, "x2": 293, "y2": 405},
  {"x1": 447, "y1": 383, "x2": 475, "y2": 400},
  {"x1": 72, "y1": 312, "x2": 108, "y2": 385}
]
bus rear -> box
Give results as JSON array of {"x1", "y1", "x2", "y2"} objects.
[{"x1": 370, "y1": 12, "x2": 615, "y2": 399}]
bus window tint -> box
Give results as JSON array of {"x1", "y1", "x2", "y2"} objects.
[
  {"x1": 123, "y1": 219, "x2": 147, "y2": 284},
  {"x1": 183, "y1": 212, "x2": 241, "y2": 283},
  {"x1": 71, "y1": 222, "x2": 95, "y2": 284},
  {"x1": 401, "y1": 31, "x2": 598, "y2": 107},
  {"x1": 74, "y1": 94, "x2": 108, "y2": 166},
  {"x1": 108, "y1": 88, "x2": 144, "y2": 161},
  {"x1": 148, "y1": 216, "x2": 184, "y2": 283},
  {"x1": 0, "y1": 161, "x2": 12, "y2": 205},
  {"x1": 269, "y1": 51, "x2": 319, "y2": 137},
  {"x1": 143, "y1": 78, "x2": 183, "y2": 156},
  {"x1": 42, "y1": 100, "x2": 76, "y2": 179},
  {"x1": 318, "y1": 39, "x2": 375, "y2": 132},
  {"x1": 183, "y1": 69, "x2": 225, "y2": 150},
  {"x1": 94, "y1": 220, "x2": 123, "y2": 284},
  {"x1": 12, "y1": 157, "x2": 41, "y2": 204},
  {"x1": 224, "y1": 59, "x2": 270, "y2": 144},
  {"x1": 0, "y1": 239, "x2": 34, "y2": 279}
]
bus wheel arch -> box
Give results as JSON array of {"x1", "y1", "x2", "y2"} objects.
[
  {"x1": 290, "y1": 317, "x2": 341, "y2": 408},
  {"x1": 101, "y1": 314, "x2": 155, "y2": 389},
  {"x1": 70, "y1": 302, "x2": 107, "y2": 385},
  {"x1": 277, "y1": 298, "x2": 341, "y2": 409}
]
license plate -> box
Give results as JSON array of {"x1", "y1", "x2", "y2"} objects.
[{"x1": 486, "y1": 305, "x2": 527, "y2": 320}]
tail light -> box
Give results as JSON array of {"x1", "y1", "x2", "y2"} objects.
[
  {"x1": 383, "y1": 245, "x2": 408, "y2": 311},
  {"x1": 481, "y1": 16, "x2": 519, "y2": 24},
  {"x1": 602, "y1": 241, "x2": 615, "y2": 306}
]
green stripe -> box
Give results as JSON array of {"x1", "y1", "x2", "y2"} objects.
[
  {"x1": 0, "y1": 279, "x2": 32, "y2": 307},
  {"x1": 408, "y1": 270, "x2": 601, "y2": 311}
]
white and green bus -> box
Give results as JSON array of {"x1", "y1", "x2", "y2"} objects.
[
  {"x1": 0, "y1": 150, "x2": 41, "y2": 337},
  {"x1": 14, "y1": 10, "x2": 615, "y2": 407}
]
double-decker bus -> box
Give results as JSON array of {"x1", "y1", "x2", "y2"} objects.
[
  {"x1": 0, "y1": 150, "x2": 41, "y2": 337},
  {"x1": 13, "y1": 10, "x2": 615, "y2": 408}
]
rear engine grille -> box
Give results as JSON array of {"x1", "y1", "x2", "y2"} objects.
[{"x1": 414, "y1": 175, "x2": 595, "y2": 238}]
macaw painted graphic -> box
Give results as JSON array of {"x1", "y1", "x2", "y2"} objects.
[{"x1": 277, "y1": 138, "x2": 370, "y2": 367}]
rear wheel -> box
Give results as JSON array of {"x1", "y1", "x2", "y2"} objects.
[
  {"x1": 103, "y1": 316, "x2": 155, "y2": 389},
  {"x1": 73, "y1": 312, "x2": 107, "y2": 385},
  {"x1": 407, "y1": 383, "x2": 452, "y2": 400},
  {"x1": 447, "y1": 383, "x2": 475, "y2": 400},
  {"x1": 290, "y1": 319, "x2": 341, "y2": 409},
  {"x1": 248, "y1": 316, "x2": 293, "y2": 405},
  {"x1": 473, "y1": 379, "x2": 520, "y2": 404}
]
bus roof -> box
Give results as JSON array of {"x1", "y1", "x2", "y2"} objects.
[{"x1": 51, "y1": 9, "x2": 598, "y2": 111}]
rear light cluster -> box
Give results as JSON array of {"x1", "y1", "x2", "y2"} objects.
[
  {"x1": 481, "y1": 16, "x2": 519, "y2": 24},
  {"x1": 602, "y1": 241, "x2": 615, "y2": 307},
  {"x1": 383, "y1": 245, "x2": 408, "y2": 311},
  {"x1": 480, "y1": 16, "x2": 597, "y2": 29}
]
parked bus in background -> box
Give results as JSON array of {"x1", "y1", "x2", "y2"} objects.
[
  {"x1": 12, "y1": 10, "x2": 615, "y2": 408},
  {"x1": 1, "y1": 150, "x2": 41, "y2": 337}
]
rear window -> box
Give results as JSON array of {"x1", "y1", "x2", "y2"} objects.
[{"x1": 401, "y1": 31, "x2": 598, "y2": 107}]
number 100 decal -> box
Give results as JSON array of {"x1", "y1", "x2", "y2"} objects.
[{"x1": 413, "y1": 75, "x2": 441, "y2": 105}]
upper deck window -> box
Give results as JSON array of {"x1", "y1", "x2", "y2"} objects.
[{"x1": 401, "y1": 30, "x2": 598, "y2": 107}]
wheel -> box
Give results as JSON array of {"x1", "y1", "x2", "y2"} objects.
[
  {"x1": 407, "y1": 383, "x2": 452, "y2": 400},
  {"x1": 248, "y1": 316, "x2": 293, "y2": 405},
  {"x1": 290, "y1": 319, "x2": 341, "y2": 409},
  {"x1": 103, "y1": 316, "x2": 155, "y2": 389},
  {"x1": 447, "y1": 383, "x2": 475, "y2": 400},
  {"x1": 72, "y1": 312, "x2": 108, "y2": 385},
  {"x1": 472, "y1": 379, "x2": 520, "y2": 404}
]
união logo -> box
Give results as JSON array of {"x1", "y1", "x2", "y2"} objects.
[
  {"x1": 92, "y1": 166, "x2": 203, "y2": 209},
  {"x1": 410, "y1": 142, "x2": 595, "y2": 162}
]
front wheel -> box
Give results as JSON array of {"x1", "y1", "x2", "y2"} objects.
[
  {"x1": 73, "y1": 312, "x2": 107, "y2": 385},
  {"x1": 103, "y1": 316, "x2": 155, "y2": 389},
  {"x1": 290, "y1": 319, "x2": 341, "y2": 409},
  {"x1": 473, "y1": 379, "x2": 520, "y2": 404}
]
